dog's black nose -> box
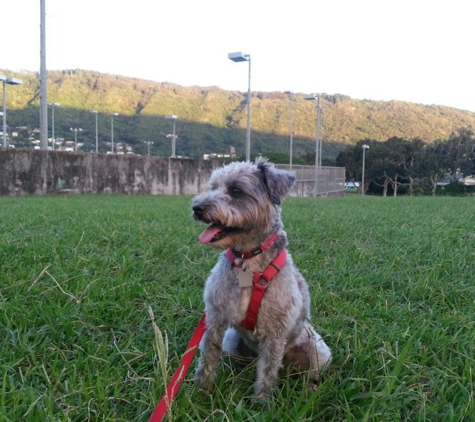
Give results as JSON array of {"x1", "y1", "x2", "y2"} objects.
[{"x1": 192, "y1": 203, "x2": 205, "y2": 217}]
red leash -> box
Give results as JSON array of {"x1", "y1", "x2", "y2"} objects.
[{"x1": 149, "y1": 314, "x2": 206, "y2": 422}]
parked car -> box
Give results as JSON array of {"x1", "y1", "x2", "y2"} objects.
[
  {"x1": 345, "y1": 182, "x2": 356, "y2": 189},
  {"x1": 461, "y1": 176, "x2": 475, "y2": 186}
]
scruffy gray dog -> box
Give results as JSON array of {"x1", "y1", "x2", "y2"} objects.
[{"x1": 192, "y1": 157, "x2": 331, "y2": 399}]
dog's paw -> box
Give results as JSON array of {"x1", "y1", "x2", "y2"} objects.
[
  {"x1": 195, "y1": 369, "x2": 215, "y2": 392},
  {"x1": 251, "y1": 393, "x2": 273, "y2": 411},
  {"x1": 306, "y1": 380, "x2": 319, "y2": 392},
  {"x1": 252, "y1": 385, "x2": 274, "y2": 403},
  {"x1": 198, "y1": 377, "x2": 215, "y2": 392},
  {"x1": 252, "y1": 393, "x2": 269, "y2": 402}
]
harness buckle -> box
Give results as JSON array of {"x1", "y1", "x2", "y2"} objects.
[
  {"x1": 250, "y1": 247, "x2": 263, "y2": 257},
  {"x1": 257, "y1": 277, "x2": 269, "y2": 288}
]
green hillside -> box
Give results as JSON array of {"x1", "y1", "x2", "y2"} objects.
[{"x1": 3, "y1": 68, "x2": 475, "y2": 161}]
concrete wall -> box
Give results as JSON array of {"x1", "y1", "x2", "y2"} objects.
[
  {"x1": 0, "y1": 150, "x2": 344, "y2": 197},
  {"x1": 0, "y1": 150, "x2": 218, "y2": 196}
]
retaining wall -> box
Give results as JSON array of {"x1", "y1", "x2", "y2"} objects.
[
  {"x1": 0, "y1": 150, "x2": 344, "y2": 197},
  {"x1": 0, "y1": 150, "x2": 218, "y2": 196}
]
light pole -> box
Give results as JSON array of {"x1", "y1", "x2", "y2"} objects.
[
  {"x1": 362, "y1": 144, "x2": 370, "y2": 195},
  {"x1": 110, "y1": 112, "x2": 118, "y2": 153},
  {"x1": 165, "y1": 114, "x2": 178, "y2": 157},
  {"x1": 48, "y1": 102, "x2": 60, "y2": 150},
  {"x1": 228, "y1": 51, "x2": 251, "y2": 161},
  {"x1": 70, "y1": 127, "x2": 82, "y2": 152},
  {"x1": 2, "y1": 75, "x2": 23, "y2": 148},
  {"x1": 305, "y1": 94, "x2": 323, "y2": 195},
  {"x1": 145, "y1": 141, "x2": 154, "y2": 156},
  {"x1": 40, "y1": 0, "x2": 48, "y2": 150},
  {"x1": 284, "y1": 91, "x2": 294, "y2": 169},
  {"x1": 91, "y1": 110, "x2": 99, "y2": 153}
]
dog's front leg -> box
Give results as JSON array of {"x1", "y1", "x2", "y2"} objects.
[
  {"x1": 195, "y1": 320, "x2": 225, "y2": 392},
  {"x1": 254, "y1": 338, "x2": 286, "y2": 399}
]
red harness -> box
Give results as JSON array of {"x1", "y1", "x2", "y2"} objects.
[{"x1": 226, "y1": 239, "x2": 287, "y2": 331}]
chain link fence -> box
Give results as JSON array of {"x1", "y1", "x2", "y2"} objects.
[{"x1": 276, "y1": 165, "x2": 346, "y2": 197}]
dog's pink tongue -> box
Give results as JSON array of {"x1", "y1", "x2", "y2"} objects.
[{"x1": 199, "y1": 225, "x2": 223, "y2": 244}]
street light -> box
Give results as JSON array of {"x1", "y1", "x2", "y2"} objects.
[
  {"x1": 111, "y1": 112, "x2": 118, "y2": 153},
  {"x1": 48, "y1": 102, "x2": 60, "y2": 150},
  {"x1": 70, "y1": 127, "x2": 82, "y2": 151},
  {"x1": 305, "y1": 94, "x2": 323, "y2": 195},
  {"x1": 91, "y1": 110, "x2": 99, "y2": 153},
  {"x1": 228, "y1": 51, "x2": 251, "y2": 161},
  {"x1": 362, "y1": 144, "x2": 370, "y2": 195},
  {"x1": 2, "y1": 75, "x2": 23, "y2": 148},
  {"x1": 1, "y1": 75, "x2": 6, "y2": 148},
  {"x1": 284, "y1": 91, "x2": 294, "y2": 169},
  {"x1": 165, "y1": 114, "x2": 178, "y2": 157},
  {"x1": 145, "y1": 141, "x2": 154, "y2": 156}
]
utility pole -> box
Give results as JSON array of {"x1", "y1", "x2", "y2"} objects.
[{"x1": 40, "y1": 0, "x2": 48, "y2": 150}]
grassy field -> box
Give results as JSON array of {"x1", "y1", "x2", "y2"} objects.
[{"x1": 1, "y1": 194, "x2": 474, "y2": 421}]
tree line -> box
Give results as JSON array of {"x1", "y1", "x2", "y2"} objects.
[{"x1": 336, "y1": 127, "x2": 475, "y2": 196}]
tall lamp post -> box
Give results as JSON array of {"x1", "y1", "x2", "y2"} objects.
[
  {"x1": 40, "y1": 0, "x2": 48, "y2": 150},
  {"x1": 284, "y1": 91, "x2": 294, "y2": 169},
  {"x1": 110, "y1": 112, "x2": 118, "y2": 153},
  {"x1": 228, "y1": 51, "x2": 251, "y2": 162},
  {"x1": 2, "y1": 75, "x2": 23, "y2": 148},
  {"x1": 48, "y1": 102, "x2": 60, "y2": 150},
  {"x1": 70, "y1": 127, "x2": 82, "y2": 151},
  {"x1": 91, "y1": 110, "x2": 99, "y2": 153},
  {"x1": 165, "y1": 114, "x2": 178, "y2": 157},
  {"x1": 305, "y1": 94, "x2": 323, "y2": 195},
  {"x1": 362, "y1": 144, "x2": 370, "y2": 195}
]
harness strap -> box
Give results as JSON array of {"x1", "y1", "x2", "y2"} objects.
[{"x1": 226, "y1": 248, "x2": 287, "y2": 331}]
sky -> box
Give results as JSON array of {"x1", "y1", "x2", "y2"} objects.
[{"x1": 2, "y1": 0, "x2": 475, "y2": 112}]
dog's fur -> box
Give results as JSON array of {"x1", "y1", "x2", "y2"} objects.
[{"x1": 192, "y1": 158, "x2": 331, "y2": 399}]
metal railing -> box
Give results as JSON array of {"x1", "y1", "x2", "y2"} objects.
[{"x1": 276, "y1": 164, "x2": 346, "y2": 197}]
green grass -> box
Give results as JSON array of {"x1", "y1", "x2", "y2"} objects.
[{"x1": 1, "y1": 194, "x2": 474, "y2": 421}]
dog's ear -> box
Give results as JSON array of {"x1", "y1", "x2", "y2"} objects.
[{"x1": 256, "y1": 157, "x2": 296, "y2": 204}]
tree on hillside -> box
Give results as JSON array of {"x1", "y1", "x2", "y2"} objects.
[
  {"x1": 401, "y1": 138, "x2": 426, "y2": 195},
  {"x1": 336, "y1": 146, "x2": 358, "y2": 181},
  {"x1": 382, "y1": 137, "x2": 412, "y2": 197},
  {"x1": 415, "y1": 141, "x2": 447, "y2": 195},
  {"x1": 337, "y1": 137, "x2": 433, "y2": 196},
  {"x1": 440, "y1": 127, "x2": 475, "y2": 178},
  {"x1": 337, "y1": 129, "x2": 475, "y2": 196},
  {"x1": 336, "y1": 139, "x2": 383, "y2": 194},
  {"x1": 366, "y1": 140, "x2": 398, "y2": 196}
]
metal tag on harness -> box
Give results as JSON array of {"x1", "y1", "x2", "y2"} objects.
[{"x1": 234, "y1": 268, "x2": 253, "y2": 287}]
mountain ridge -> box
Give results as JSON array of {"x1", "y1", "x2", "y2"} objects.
[{"x1": 3, "y1": 68, "x2": 475, "y2": 160}]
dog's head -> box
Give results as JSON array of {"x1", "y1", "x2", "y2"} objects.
[{"x1": 192, "y1": 157, "x2": 295, "y2": 250}]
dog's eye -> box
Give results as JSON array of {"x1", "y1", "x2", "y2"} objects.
[{"x1": 229, "y1": 186, "x2": 243, "y2": 197}]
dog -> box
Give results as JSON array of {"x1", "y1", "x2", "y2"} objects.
[{"x1": 191, "y1": 157, "x2": 331, "y2": 399}]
